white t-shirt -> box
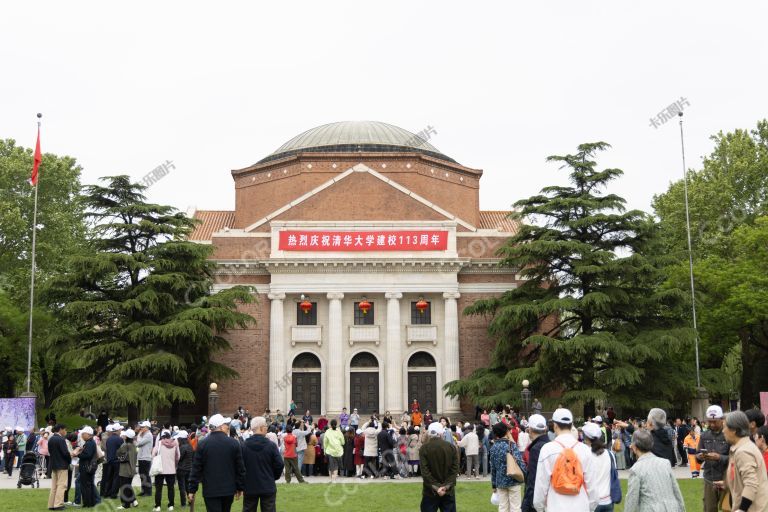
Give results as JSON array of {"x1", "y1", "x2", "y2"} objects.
[
  {"x1": 518, "y1": 431, "x2": 531, "y2": 452},
  {"x1": 533, "y1": 433, "x2": 599, "y2": 512},
  {"x1": 587, "y1": 448, "x2": 613, "y2": 506}
]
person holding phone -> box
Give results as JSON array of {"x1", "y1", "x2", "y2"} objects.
[{"x1": 696, "y1": 406, "x2": 730, "y2": 512}]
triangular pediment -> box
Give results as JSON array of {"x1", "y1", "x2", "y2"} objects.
[{"x1": 244, "y1": 164, "x2": 476, "y2": 232}]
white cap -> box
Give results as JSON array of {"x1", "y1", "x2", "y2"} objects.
[
  {"x1": 552, "y1": 408, "x2": 573, "y2": 424},
  {"x1": 106, "y1": 424, "x2": 114, "y2": 432},
  {"x1": 123, "y1": 429, "x2": 136, "y2": 439},
  {"x1": 112, "y1": 423, "x2": 123, "y2": 431},
  {"x1": 593, "y1": 415, "x2": 603, "y2": 423},
  {"x1": 356, "y1": 429, "x2": 363, "y2": 435},
  {"x1": 208, "y1": 414, "x2": 232, "y2": 428},
  {"x1": 527, "y1": 414, "x2": 547, "y2": 431},
  {"x1": 15, "y1": 426, "x2": 23, "y2": 432},
  {"x1": 427, "y1": 422, "x2": 444, "y2": 437},
  {"x1": 582, "y1": 422, "x2": 602, "y2": 440},
  {"x1": 706, "y1": 405, "x2": 723, "y2": 419},
  {"x1": 175, "y1": 430, "x2": 188, "y2": 439},
  {"x1": 81, "y1": 426, "x2": 94, "y2": 435},
  {"x1": 139, "y1": 421, "x2": 151, "y2": 428}
]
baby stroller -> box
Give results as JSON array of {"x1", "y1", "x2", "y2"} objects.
[{"x1": 17, "y1": 452, "x2": 39, "y2": 488}]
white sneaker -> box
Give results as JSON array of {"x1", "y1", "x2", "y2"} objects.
[
  {"x1": 132, "y1": 501, "x2": 139, "y2": 508},
  {"x1": 153, "y1": 507, "x2": 161, "y2": 512},
  {"x1": 168, "y1": 507, "x2": 174, "y2": 511},
  {"x1": 116, "y1": 507, "x2": 126, "y2": 511}
]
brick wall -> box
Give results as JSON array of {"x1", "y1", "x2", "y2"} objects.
[{"x1": 214, "y1": 294, "x2": 271, "y2": 415}]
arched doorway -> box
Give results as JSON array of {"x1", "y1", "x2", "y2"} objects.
[
  {"x1": 349, "y1": 352, "x2": 379, "y2": 415},
  {"x1": 408, "y1": 352, "x2": 437, "y2": 413},
  {"x1": 292, "y1": 352, "x2": 321, "y2": 415}
]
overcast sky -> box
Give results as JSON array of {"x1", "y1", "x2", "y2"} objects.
[{"x1": 2, "y1": 2, "x2": 766, "y2": 217}]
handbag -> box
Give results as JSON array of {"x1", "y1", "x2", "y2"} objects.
[
  {"x1": 149, "y1": 448, "x2": 164, "y2": 477},
  {"x1": 506, "y1": 448, "x2": 525, "y2": 482},
  {"x1": 609, "y1": 452, "x2": 622, "y2": 504},
  {"x1": 612, "y1": 438, "x2": 622, "y2": 452}
]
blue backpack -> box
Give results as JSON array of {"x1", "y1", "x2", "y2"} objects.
[{"x1": 609, "y1": 452, "x2": 622, "y2": 504}]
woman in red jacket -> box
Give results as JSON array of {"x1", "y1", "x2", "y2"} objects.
[{"x1": 353, "y1": 429, "x2": 365, "y2": 478}]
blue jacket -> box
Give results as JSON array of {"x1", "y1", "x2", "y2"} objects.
[
  {"x1": 490, "y1": 438, "x2": 526, "y2": 489},
  {"x1": 242, "y1": 434, "x2": 284, "y2": 496},
  {"x1": 106, "y1": 434, "x2": 124, "y2": 463},
  {"x1": 188, "y1": 431, "x2": 245, "y2": 498}
]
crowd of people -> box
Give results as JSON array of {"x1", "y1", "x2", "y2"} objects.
[{"x1": 2, "y1": 400, "x2": 768, "y2": 512}]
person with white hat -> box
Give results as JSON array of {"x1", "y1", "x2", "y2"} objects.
[
  {"x1": 522, "y1": 414, "x2": 549, "y2": 512},
  {"x1": 696, "y1": 405, "x2": 730, "y2": 512},
  {"x1": 533, "y1": 408, "x2": 598, "y2": 512},
  {"x1": 175, "y1": 430, "x2": 194, "y2": 509},
  {"x1": 102, "y1": 421, "x2": 124, "y2": 499},
  {"x1": 188, "y1": 413, "x2": 245, "y2": 511},
  {"x1": 581, "y1": 422, "x2": 617, "y2": 511},
  {"x1": 74, "y1": 426, "x2": 99, "y2": 507},
  {"x1": 136, "y1": 421, "x2": 154, "y2": 497},
  {"x1": 115, "y1": 429, "x2": 139, "y2": 510},
  {"x1": 418, "y1": 422, "x2": 459, "y2": 511}
]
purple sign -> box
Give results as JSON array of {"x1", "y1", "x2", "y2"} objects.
[{"x1": 0, "y1": 398, "x2": 36, "y2": 432}]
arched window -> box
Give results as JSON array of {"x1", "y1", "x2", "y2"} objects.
[
  {"x1": 408, "y1": 352, "x2": 436, "y2": 368},
  {"x1": 350, "y1": 352, "x2": 379, "y2": 368},
  {"x1": 292, "y1": 352, "x2": 321, "y2": 369}
]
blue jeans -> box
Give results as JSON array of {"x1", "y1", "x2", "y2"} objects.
[
  {"x1": 595, "y1": 504, "x2": 614, "y2": 512},
  {"x1": 297, "y1": 449, "x2": 305, "y2": 468}
]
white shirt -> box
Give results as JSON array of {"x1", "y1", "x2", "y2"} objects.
[
  {"x1": 518, "y1": 431, "x2": 531, "y2": 452},
  {"x1": 588, "y1": 449, "x2": 613, "y2": 506},
  {"x1": 457, "y1": 431, "x2": 479, "y2": 455},
  {"x1": 533, "y1": 433, "x2": 599, "y2": 512}
]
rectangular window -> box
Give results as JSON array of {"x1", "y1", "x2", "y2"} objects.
[
  {"x1": 410, "y1": 301, "x2": 431, "y2": 324},
  {"x1": 296, "y1": 302, "x2": 317, "y2": 325},
  {"x1": 354, "y1": 302, "x2": 375, "y2": 325}
]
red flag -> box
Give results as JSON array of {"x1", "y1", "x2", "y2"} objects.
[{"x1": 30, "y1": 127, "x2": 41, "y2": 186}]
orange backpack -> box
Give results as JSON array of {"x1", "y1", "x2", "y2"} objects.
[{"x1": 550, "y1": 440, "x2": 585, "y2": 495}]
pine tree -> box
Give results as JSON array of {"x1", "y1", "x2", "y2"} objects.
[
  {"x1": 48, "y1": 176, "x2": 254, "y2": 420},
  {"x1": 446, "y1": 143, "x2": 694, "y2": 416}
]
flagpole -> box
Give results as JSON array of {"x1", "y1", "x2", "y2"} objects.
[
  {"x1": 25, "y1": 113, "x2": 42, "y2": 395},
  {"x1": 678, "y1": 111, "x2": 701, "y2": 389}
]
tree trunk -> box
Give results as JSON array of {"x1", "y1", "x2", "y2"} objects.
[
  {"x1": 740, "y1": 329, "x2": 755, "y2": 408},
  {"x1": 170, "y1": 400, "x2": 180, "y2": 426},
  {"x1": 127, "y1": 404, "x2": 139, "y2": 425}
]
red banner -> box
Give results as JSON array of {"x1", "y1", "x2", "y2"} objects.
[{"x1": 278, "y1": 230, "x2": 448, "y2": 251}]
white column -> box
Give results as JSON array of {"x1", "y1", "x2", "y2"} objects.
[
  {"x1": 327, "y1": 292, "x2": 345, "y2": 415},
  {"x1": 268, "y1": 292, "x2": 286, "y2": 412},
  {"x1": 385, "y1": 292, "x2": 403, "y2": 413},
  {"x1": 443, "y1": 292, "x2": 461, "y2": 415}
]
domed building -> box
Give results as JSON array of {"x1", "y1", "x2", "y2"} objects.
[{"x1": 190, "y1": 121, "x2": 522, "y2": 417}]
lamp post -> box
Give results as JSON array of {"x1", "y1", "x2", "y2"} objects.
[
  {"x1": 209, "y1": 382, "x2": 219, "y2": 416},
  {"x1": 521, "y1": 379, "x2": 531, "y2": 419}
]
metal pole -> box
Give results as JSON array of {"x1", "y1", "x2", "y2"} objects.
[
  {"x1": 25, "y1": 118, "x2": 41, "y2": 394},
  {"x1": 678, "y1": 112, "x2": 701, "y2": 388}
]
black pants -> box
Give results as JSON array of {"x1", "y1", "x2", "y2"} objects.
[
  {"x1": 138, "y1": 459, "x2": 152, "y2": 496},
  {"x1": 204, "y1": 495, "x2": 235, "y2": 512},
  {"x1": 177, "y1": 470, "x2": 189, "y2": 507},
  {"x1": 243, "y1": 493, "x2": 276, "y2": 512},
  {"x1": 101, "y1": 461, "x2": 119, "y2": 498},
  {"x1": 80, "y1": 470, "x2": 97, "y2": 507},
  {"x1": 154, "y1": 474, "x2": 176, "y2": 507},
  {"x1": 118, "y1": 475, "x2": 136, "y2": 507},
  {"x1": 4, "y1": 452, "x2": 14, "y2": 476},
  {"x1": 364, "y1": 455, "x2": 379, "y2": 477},
  {"x1": 421, "y1": 493, "x2": 456, "y2": 512}
]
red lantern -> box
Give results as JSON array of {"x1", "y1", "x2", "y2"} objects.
[
  {"x1": 416, "y1": 298, "x2": 429, "y2": 314},
  {"x1": 358, "y1": 299, "x2": 371, "y2": 315},
  {"x1": 300, "y1": 299, "x2": 312, "y2": 314}
]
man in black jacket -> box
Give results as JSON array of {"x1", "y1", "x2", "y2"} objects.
[
  {"x1": 696, "y1": 405, "x2": 730, "y2": 512},
  {"x1": 47, "y1": 424, "x2": 71, "y2": 511},
  {"x1": 377, "y1": 421, "x2": 396, "y2": 479},
  {"x1": 675, "y1": 418, "x2": 690, "y2": 466},
  {"x1": 242, "y1": 417, "x2": 284, "y2": 512},
  {"x1": 521, "y1": 415, "x2": 549, "y2": 512},
  {"x1": 188, "y1": 414, "x2": 246, "y2": 512}
]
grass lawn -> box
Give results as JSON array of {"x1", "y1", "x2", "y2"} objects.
[{"x1": 0, "y1": 479, "x2": 702, "y2": 511}]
